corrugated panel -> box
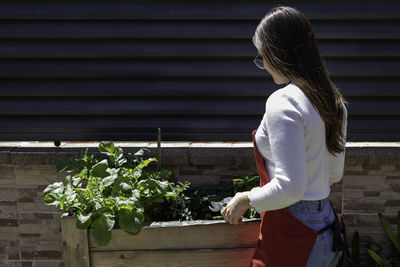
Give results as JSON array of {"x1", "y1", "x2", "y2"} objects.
[{"x1": 0, "y1": 0, "x2": 399, "y2": 142}]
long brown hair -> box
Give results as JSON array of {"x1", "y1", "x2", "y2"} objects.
[{"x1": 253, "y1": 6, "x2": 346, "y2": 155}]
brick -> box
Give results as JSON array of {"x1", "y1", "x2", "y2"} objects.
[
  {"x1": 389, "y1": 184, "x2": 400, "y2": 192},
  {"x1": 15, "y1": 166, "x2": 59, "y2": 187},
  {"x1": 18, "y1": 213, "x2": 62, "y2": 241},
  {"x1": 215, "y1": 166, "x2": 256, "y2": 177},
  {"x1": 343, "y1": 198, "x2": 385, "y2": 213},
  {"x1": 362, "y1": 164, "x2": 381, "y2": 171},
  {"x1": 0, "y1": 219, "x2": 18, "y2": 227},
  {"x1": 178, "y1": 165, "x2": 203, "y2": 175},
  {"x1": 343, "y1": 170, "x2": 368, "y2": 175},
  {"x1": 343, "y1": 175, "x2": 389, "y2": 190},
  {"x1": 0, "y1": 262, "x2": 20, "y2": 267},
  {"x1": 4, "y1": 247, "x2": 19, "y2": 261},
  {"x1": 19, "y1": 234, "x2": 40, "y2": 246},
  {"x1": 0, "y1": 212, "x2": 17, "y2": 220},
  {"x1": 343, "y1": 214, "x2": 381, "y2": 227},
  {"x1": 386, "y1": 175, "x2": 400, "y2": 184},
  {"x1": 17, "y1": 186, "x2": 59, "y2": 214},
  {"x1": 384, "y1": 207, "x2": 400, "y2": 214},
  {"x1": 233, "y1": 148, "x2": 256, "y2": 170},
  {"x1": 381, "y1": 164, "x2": 396, "y2": 171},
  {"x1": 0, "y1": 226, "x2": 19, "y2": 241},
  {"x1": 161, "y1": 148, "x2": 189, "y2": 166},
  {"x1": 178, "y1": 175, "x2": 221, "y2": 188},
  {"x1": 10, "y1": 151, "x2": 58, "y2": 166},
  {"x1": 0, "y1": 166, "x2": 15, "y2": 189},
  {"x1": 189, "y1": 148, "x2": 236, "y2": 167},
  {"x1": 344, "y1": 164, "x2": 363, "y2": 172},
  {"x1": 364, "y1": 191, "x2": 380, "y2": 197},
  {"x1": 385, "y1": 200, "x2": 400, "y2": 207},
  {"x1": 0, "y1": 188, "x2": 17, "y2": 202},
  {"x1": 0, "y1": 201, "x2": 18, "y2": 215},
  {"x1": 0, "y1": 151, "x2": 11, "y2": 165}
]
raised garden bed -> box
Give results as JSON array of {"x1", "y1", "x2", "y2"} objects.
[{"x1": 62, "y1": 216, "x2": 260, "y2": 267}]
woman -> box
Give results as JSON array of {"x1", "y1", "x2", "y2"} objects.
[{"x1": 221, "y1": 6, "x2": 348, "y2": 267}]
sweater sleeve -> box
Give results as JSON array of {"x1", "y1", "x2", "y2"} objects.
[
  {"x1": 329, "y1": 103, "x2": 348, "y2": 186},
  {"x1": 248, "y1": 91, "x2": 308, "y2": 213}
]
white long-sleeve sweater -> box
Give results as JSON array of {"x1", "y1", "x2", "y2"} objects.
[{"x1": 248, "y1": 82, "x2": 348, "y2": 213}]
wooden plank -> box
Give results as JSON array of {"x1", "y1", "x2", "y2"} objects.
[
  {"x1": 89, "y1": 219, "x2": 260, "y2": 251},
  {"x1": 90, "y1": 248, "x2": 256, "y2": 267},
  {"x1": 61, "y1": 216, "x2": 90, "y2": 267}
]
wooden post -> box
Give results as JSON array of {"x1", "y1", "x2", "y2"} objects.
[
  {"x1": 61, "y1": 216, "x2": 90, "y2": 267},
  {"x1": 157, "y1": 127, "x2": 162, "y2": 167}
]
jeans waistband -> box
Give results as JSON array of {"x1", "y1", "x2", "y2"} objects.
[{"x1": 287, "y1": 197, "x2": 330, "y2": 213}]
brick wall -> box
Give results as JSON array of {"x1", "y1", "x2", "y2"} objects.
[{"x1": 0, "y1": 144, "x2": 399, "y2": 266}]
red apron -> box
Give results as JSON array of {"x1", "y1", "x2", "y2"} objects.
[{"x1": 249, "y1": 129, "x2": 345, "y2": 267}]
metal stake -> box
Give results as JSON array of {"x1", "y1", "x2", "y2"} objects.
[{"x1": 157, "y1": 128, "x2": 162, "y2": 167}]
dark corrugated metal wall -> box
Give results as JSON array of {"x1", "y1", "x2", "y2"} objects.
[{"x1": 0, "y1": 1, "x2": 399, "y2": 141}]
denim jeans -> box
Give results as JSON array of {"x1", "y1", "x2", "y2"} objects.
[{"x1": 287, "y1": 197, "x2": 343, "y2": 267}]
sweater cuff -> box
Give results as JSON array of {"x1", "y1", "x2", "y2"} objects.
[{"x1": 248, "y1": 187, "x2": 267, "y2": 214}]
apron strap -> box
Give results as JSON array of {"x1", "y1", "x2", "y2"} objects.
[{"x1": 317, "y1": 219, "x2": 344, "y2": 252}]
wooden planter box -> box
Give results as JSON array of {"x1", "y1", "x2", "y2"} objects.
[{"x1": 61, "y1": 216, "x2": 260, "y2": 267}]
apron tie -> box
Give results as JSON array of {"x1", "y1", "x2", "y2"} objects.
[{"x1": 317, "y1": 218, "x2": 345, "y2": 252}]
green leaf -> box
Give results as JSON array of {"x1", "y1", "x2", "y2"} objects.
[
  {"x1": 43, "y1": 182, "x2": 64, "y2": 195},
  {"x1": 134, "y1": 148, "x2": 149, "y2": 156},
  {"x1": 91, "y1": 159, "x2": 109, "y2": 178},
  {"x1": 115, "y1": 146, "x2": 124, "y2": 159},
  {"x1": 135, "y1": 158, "x2": 157, "y2": 173},
  {"x1": 99, "y1": 141, "x2": 116, "y2": 157},
  {"x1": 91, "y1": 214, "x2": 115, "y2": 247},
  {"x1": 118, "y1": 207, "x2": 144, "y2": 235},
  {"x1": 56, "y1": 195, "x2": 68, "y2": 210},
  {"x1": 56, "y1": 158, "x2": 77, "y2": 173},
  {"x1": 118, "y1": 158, "x2": 127, "y2": 166},
  {"x1": 91, "y1": 226, "x2": 111, "y2": 247},
  {"x1": 368, "y1": 249, "x2": 392, "y2": 267},
  {"x1": 379, "y1": 213, "x2": 400, "y2": 253},
  {"x1": 370, "y1": 243, "x2": 380, "y2": 252},
  {"x1": 119, "y1": 182, "x2": 132, "y2": 192},
  {"x1": 76, "y1": 211, "x2": 92, "y2": 229},
  {"x1": 116, "y1": 196, "x2": 136, "y2": 206},
  {"x1": 158, "y1": 181, "x2": 169, "y2": 191},
  {"x1": 72, "y1": 177, "x2": 81, "y2": 187},
  {"x1": 102, "y1": 168, "x2": 119, "y2": 187},
  {"x1": 43, "y1": 193, "x2": 60, "y2": 206},
  {"x1": 65, "y1": 175, "x2": 72, "y2": 185}
]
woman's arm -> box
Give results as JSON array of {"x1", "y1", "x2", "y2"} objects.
[{"x1": 248, "y1": 91, "x2": 308, "y2": 213}]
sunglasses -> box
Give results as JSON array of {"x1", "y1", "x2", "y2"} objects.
[{"x1": 253, "y1": 54, "x2": 265, "y2": 70}]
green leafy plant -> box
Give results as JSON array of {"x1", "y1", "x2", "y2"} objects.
[
  {"x1": 204, "y1": 173, "x2": 261, "y2": 220},
  {"x1": 345, "y1": 229, "x2": 361, "y2": 267},
  {"x1": 43, "y1": 141, "x2": 262, "y2": 247},
  {"x1": 368, "y1": 212, "x2": 400, "y2": 267},
  {"x1": 43, "y1": 141, "x2": 193, "y2": 247}
]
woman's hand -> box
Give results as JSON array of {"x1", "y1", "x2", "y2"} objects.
[{"x1": 221, "y1": 191, "x2": 252, "y2": 225}]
